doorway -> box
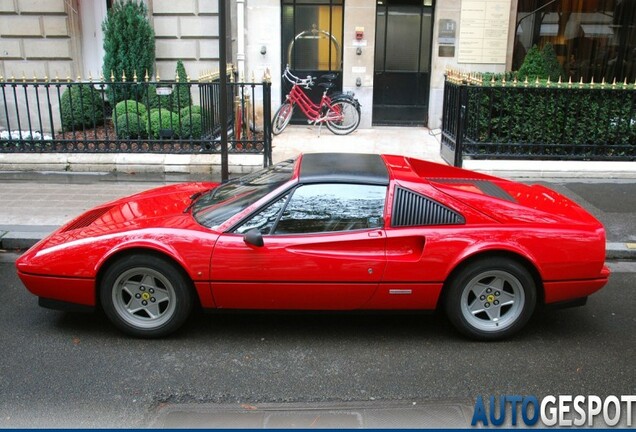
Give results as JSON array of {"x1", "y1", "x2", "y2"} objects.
[
  {"x1": 281, "y1": 0, "x2": 344, "y2": 123},
  {"x1": 373, "y1": 0, "x2": 434, "y2": 126}
]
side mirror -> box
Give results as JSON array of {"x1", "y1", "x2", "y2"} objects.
[{"x1": 243, "y1": 229, "x2": 264, "y2": 247}]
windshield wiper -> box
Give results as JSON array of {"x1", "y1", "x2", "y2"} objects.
[{"x1": 183, "y1": 191, "x2": 203, "y2": 214}]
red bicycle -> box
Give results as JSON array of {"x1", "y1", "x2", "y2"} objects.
[{"x1": 272, "y1": 66, "x2": 361, "y2": 135}]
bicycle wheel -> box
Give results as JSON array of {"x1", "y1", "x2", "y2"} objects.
[
  {"x1": 272, "y1": 103, "x2": 294, "y2": 135},
  {"x1": 325, "y1": 100, "x2": 360, "y2": 135}
]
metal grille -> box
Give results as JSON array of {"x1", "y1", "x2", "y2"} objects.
[
  {"x1": 392, "y1": 187, "x2": 464, "y2": 227},
  {"x1": 62, "y1": 206, "x2": 112, "y2": 232}
]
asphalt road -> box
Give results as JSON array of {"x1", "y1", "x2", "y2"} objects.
[{"x1": 0, "y1": 251, "x2": 634, "y2": 428}]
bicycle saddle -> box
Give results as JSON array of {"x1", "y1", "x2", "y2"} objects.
[
  {"x1": 318, "y1": 82, "x2": 335, "y2": 90},
  {"x1": 319, "y1": 73, "x2": 338, "y2": 81}
]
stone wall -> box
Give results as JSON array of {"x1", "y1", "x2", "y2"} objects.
[
  {"x1": 0, "y1": 0, "x2": 74, "y2": 80},
  {"x1": 151, "y1": 0, "x2": 220, "y2": 80}
]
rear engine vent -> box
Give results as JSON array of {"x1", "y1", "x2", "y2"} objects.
[
  {"x1": 62, "y1": 206, "x2": 112, "y2": 232},
  {"x1": 392, "y1": 187, "x2": 464, "y2": 227}
]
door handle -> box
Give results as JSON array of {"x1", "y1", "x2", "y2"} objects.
[{"x1": 368, "y1": 231, "x2": 383, "y2": 238}]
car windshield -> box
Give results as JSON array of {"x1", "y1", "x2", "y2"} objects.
[{"x1": 192, "y1": 158, "x2": 296, "y2": 228}]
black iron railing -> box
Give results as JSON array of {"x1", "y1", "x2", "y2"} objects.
[
  {"x1": 0, "y1": 74, "x2": 272, "y2": 167},
  {"x1": 441, "y1": 72, "x2": 636, "y2": 167}
]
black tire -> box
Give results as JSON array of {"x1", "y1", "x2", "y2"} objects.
[
  {"x1": 100, "y1": 254, "x2": 194, "y2": 338},
  {"x1": 325, "y1": 100, "x2": 361, "y2": 135},
  {"x1": 444, "y1": 258, "x2": 537, "y2": 341},
  {"x1": 272, "y1": 102, "x2": 294, "y2": 135}
]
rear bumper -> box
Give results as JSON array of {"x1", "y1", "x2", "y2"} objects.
[
  {"x1": 18, "y1": 271, "x2": 95, "y2": 307},
  {"x1": 543, "y1": 266, "x2": 610, "y2": 304}
]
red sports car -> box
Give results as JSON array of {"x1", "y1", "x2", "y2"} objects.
[{"x1": 16, "y1": 153, "x2": 609, "y2": 340}]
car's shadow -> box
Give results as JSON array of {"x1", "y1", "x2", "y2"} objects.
[{"x1": 46, "y1": 303, "x2": 604, "y2": 345}]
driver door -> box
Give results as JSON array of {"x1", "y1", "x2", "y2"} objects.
[{"x1": 210, "y1": 183, "x2": 388, "y2": 310}]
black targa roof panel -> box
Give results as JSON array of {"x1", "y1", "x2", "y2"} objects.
[{"x1": 299, "y1": 153, "x2": 390, "y2": 185}]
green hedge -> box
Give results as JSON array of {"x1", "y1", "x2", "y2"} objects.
[
  {"x1": 148, "y1": 109, "x2": 179, "y2": 138},
  {"x1": 180, "y1": 105, "x2": 202, "y2": 118},
  {"x1": 115, "y1": 112, "x2": 146, "y2": 139},
  {"x1": 465, "y1": 85, "x2": 636, "y2": 156},
  {"x1": 178, "y1": 113, "x2": 202, "y2": 139},
  {"x1": 113, "y1": 99, "x2": 147, "y2": 119},
  {"x1": 60, "y1": 85, "x2": 105, "y2": 131}
]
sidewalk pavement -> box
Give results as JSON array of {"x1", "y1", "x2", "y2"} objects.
[{"x1": 0, "y1": 126, "x2": 634, "y2": 259}]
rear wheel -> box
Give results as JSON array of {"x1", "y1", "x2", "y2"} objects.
[
  {"x1": 444, "y1": 258, "x2": 536, "y2": 341},
  {"x1": 100, "y1": 255, "x2": 193, "y2": 338},
  {"x1": 325, "y1": 100, "x2": 360, "y2": 135},
  {"x1": 272, "y1": 102, "x2": 294, "y2": 135}
]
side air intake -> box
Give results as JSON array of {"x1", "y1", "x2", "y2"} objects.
[
  {"x1": 62, "y1": 206, "x2": 112, "y2": 232},
  {"x1": 392, "y1": 187, "x2": 464, "y2": 227}
]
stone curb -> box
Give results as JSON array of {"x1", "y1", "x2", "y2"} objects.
[{"x1": 2, "y1": 230, "x2": 634, "y2": 261}]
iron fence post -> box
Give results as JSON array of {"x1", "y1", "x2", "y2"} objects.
[
  {"x1": 262, "y1": 79, "x2": 273, "y2": 167},
  {"x1": 455, "y1": 83, "x2": 468, "y2": 167}
]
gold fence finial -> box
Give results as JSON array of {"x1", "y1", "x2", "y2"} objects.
[
  {"x1": 557, "y1": 76, "x2": 562, "y2": 87},
  {"x1": 21, "y1": 71, "x2": 26, "y2": 83},
  {"x1": 624, "y1": 78, "x2": 628, "y2": 88},
  {"x1": 579, "y1": 77, "x2": 583, "y2": 88},
  {"x1": 89, "y1": 72, "x2": 93, "y2": 82},
  {"x1": 546, "y1": 76, "x2": 551, "y2": 87},
  {"x1": 44, "y1": 75, "x2": 49, "y2": 83},
  {"x1": 77, "y1": 74, "x2": 81, "y2": 82},
  {"x1": 133, "y1": 70, "x2": 138, "y2": 82},
  {"x1": 568, "y1": 76, "x2": 572, "y2": 88},
  {"x1": 145, "y1": 69, "x2": 149, "y2": 82},
  {"x1": 612, "y1": 77, "x2": 616, "y2": 88},
  {"x1": 535, "y1": 76, "x2": 540, "y2": 87},
  {"x1": 186, "y1": 74, "x2": 191, "y2": 83},
  {"x1": 122, "y1": 70, "x2": 127, "y2": 81},
  {"x1": 110, "y1": 70, "x2": 115, "y2": 82},
  {"x1": 601, "y1": 77, "x2": 606, "y2": 87}
]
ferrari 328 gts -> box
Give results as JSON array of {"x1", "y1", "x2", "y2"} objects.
[{"x1": 16, "y1": 153, "x2": 610, "y2": 340}]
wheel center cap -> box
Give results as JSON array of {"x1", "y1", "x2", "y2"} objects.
[
  {"x1": 142, "y1": 292, "x2": 151, "y2": 301},
  {"x1": 487, "y1": 294, "x2": 495, "y2": 303}
]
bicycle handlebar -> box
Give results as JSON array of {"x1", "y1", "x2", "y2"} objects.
[{"x1": 282, "y1": 66, "x2": 315, "y2": 89}]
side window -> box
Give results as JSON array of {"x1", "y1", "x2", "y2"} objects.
[
  {"x1": 274, "y1": 184, "x2": 386, "y2": 235},
  {"x1": 235, "y1": 193, "x2": 290, "y2": 235}
]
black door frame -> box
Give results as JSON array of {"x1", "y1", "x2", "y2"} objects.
[
  {"x1": 280, "y1": 0, "x2": 345, "y2": 123},
  {"x1": 373, "y1": 0, "x2": 435, "y2": 126}
]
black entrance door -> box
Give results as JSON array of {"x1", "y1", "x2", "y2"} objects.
[{"x1": 373, "y1": 0, "x2": 434, "y2": 126}]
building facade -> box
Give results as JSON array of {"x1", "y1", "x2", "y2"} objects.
[{"x1": 1, "y1": 0, "x2": 634, "y2": 131}]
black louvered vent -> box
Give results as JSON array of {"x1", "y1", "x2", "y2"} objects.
[
  {"x1": 392, "y1": 187, "x2": 465, "y2": 227},
  {"x1": 62, "y1": 206, "x2": 112, "y2": 232}
]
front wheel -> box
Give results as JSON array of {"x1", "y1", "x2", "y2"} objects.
[
  {"x1": 444, "y1": 258, "x2": 537, "y2": 341},
  {"x1": 100, "y1": 254, "x2": 194, "y2": 338},
  {"x1": 325, "y1": 100, "x2": 360, "y2": 135},
  {"x1": 272, "y1": 102, "x2": 294, "y2": 135}
]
